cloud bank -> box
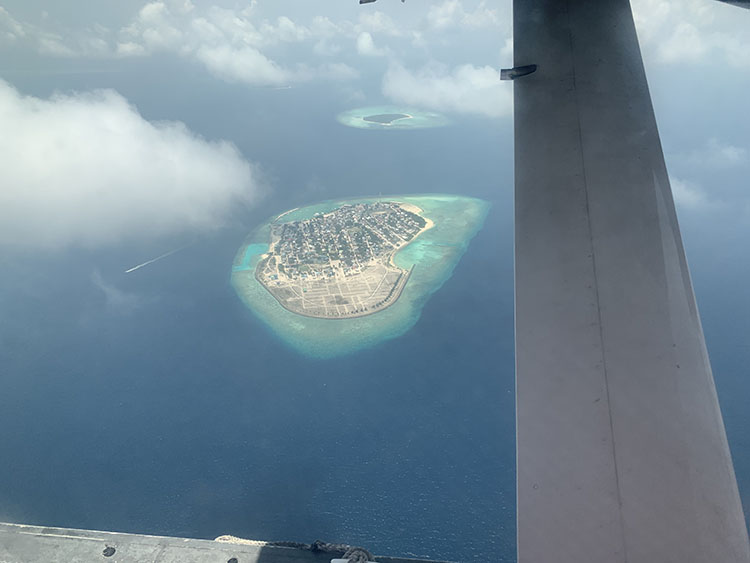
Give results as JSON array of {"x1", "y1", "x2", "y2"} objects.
[
  {"x1": 120, "y1": 2, "x2": 325, "y2": 85},
  {"x1": 116, "y1": 2, "x2": 335, "y2": 85},
  {"x1": 2, "y1": 1, "x2": 516, "y2": 118},
  {"x1": 632, "y1": 0, "x2": 750, "y2": 67},
  {"x1": 382, "y1": 61, "x2": 512, "y2": 118},
  {"x1": 0, "y1": 80, "x2": 259, "y2": 249},
  {"x1": 0, "y1": 1, "x2": 512, "y2": 88},
  {"x1": 426, "y1": 0, "x2": 501, "y2": 30}
]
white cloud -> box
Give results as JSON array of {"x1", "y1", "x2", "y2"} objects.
[
  {"x1": 115, "y1": 2, "x2": 361, "y2": 85},
  {"x1": 382, "y1": 61, "x2": 512, "y2": 118},
  {"x1": 1, "y1": 1, "x2": 512, "y2": 88},
  {"x1": 313, "y1": 39, "x2": 341, "y2": 56},
  {"x1": 1, "y1": 7, "x2": 117, "y2": 57},
  {"x1": 671, "y1": 177, "x2": 707, "y2": 208},
  {"x1": 0, "y1": 6, "x2": 26, "y2": 41},
  {"x1": 116, "y1": 40, "x2": 147, "y2": 56},
  {"x1": 356, "y1": 31, "x2": 387, "y2": 57},
  {"x1": 127, "y1": 1, "x2": 185, "y2": 51},
  {"x1": 309, "y1": 16, "x2": 343, "y2": 56},
  {"x1": 499, "y1": 37, "x2": 513, "y2": 61},
  {"x1": 0, "y1": 2, "x2": 355, "y2": 87},
  {"x1": 673, "y1": 138, "x2": 748, "y2": 170},
  {"x1": 38, "y1": 34, "x2": 77, "y2": 56},
  {"x1": 261, "y1": 15, "x2": 311, "y2": 44},
  {"x1": 0, "y1": 80, "x2": 260, "y2": 249},
  {"x1": 356, "y1": 11, "x2": 403, "y2": 36},
  {"x1": 427, "y1": 0, "x2": 466, "y2": 29},
  {"x1": 632, "y1": 0, "x2": 750, "y2": 67},
  {"x1": 427, "y1": 0, "x2": 500, "y2": 30},
  {"x1": 702, "y1": 138, "x2": 747, "y2": 167},
  {"x1": 92, "y1": 271, "x2": 147, "y2": 315},
  {"x1": 194, "y1": 44, "x2": 293, "y2": 85}
]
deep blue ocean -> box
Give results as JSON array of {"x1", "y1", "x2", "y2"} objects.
[{"x1": 0, "y1": 62, "x2": 517, "y2": 562}]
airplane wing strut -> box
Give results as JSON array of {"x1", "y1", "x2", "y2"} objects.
[{"x1": 513, "y1": 0, "x2": 750, "y2": 561}]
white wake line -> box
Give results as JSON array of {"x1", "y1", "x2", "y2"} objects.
[{"x1": 124, "y1": 243, "x2": 192, "y2": 273}]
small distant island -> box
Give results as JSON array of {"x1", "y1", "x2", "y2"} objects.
[
  {"x1": 337, "y1": 106, "x2": 449, "y2": 129},
  {"x1": 256, "y1": 201, "x2": 433, "y2": 319}
]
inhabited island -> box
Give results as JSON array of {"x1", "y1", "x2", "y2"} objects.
[
  {"x1": 231, "y1": 195, "x2": 489, "y2": 358},
  {"x1": 256, "y1": 201, "x2": 434, "y2": 319}
]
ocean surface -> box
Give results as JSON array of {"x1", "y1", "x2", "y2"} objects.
[
  {"x1": 3, "y1": 58, "x2": 750, "y2": 563},
  {"x1": 0, "y1": 216, "x2": 515, "y2": 562}
]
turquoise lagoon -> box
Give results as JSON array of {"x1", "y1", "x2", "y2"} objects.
[
  {"x1": 231, "y1": 194, "x2": 489, "y2": 358},
  {"x1": 336, "y1": 106, "x2": 449, "y2": 130}
]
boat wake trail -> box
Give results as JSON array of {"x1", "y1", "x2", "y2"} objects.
[{"x1": 125, "y1": 243, "x2": 193, "y2": 273}]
